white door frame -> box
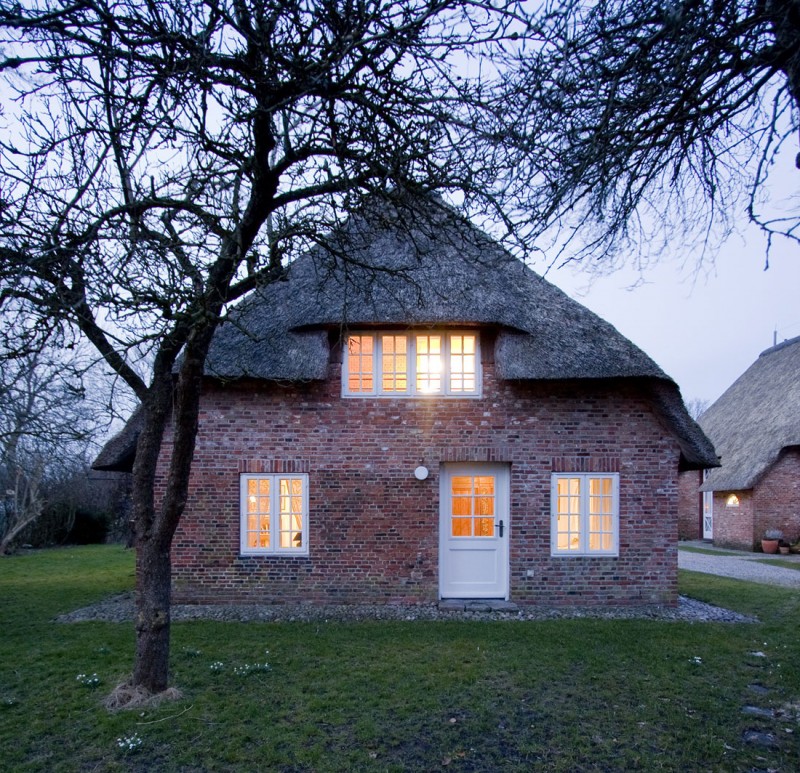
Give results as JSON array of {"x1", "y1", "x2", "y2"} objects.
[
  {"x1": 439, "y1": 462, "x2": 510, "y2": 599},
  {"x1": 702, "y1": 470, "x2": 713, "y2": 540},
  {"x1": 702, "y1": 492, "x2": 714, "y2": 540}
]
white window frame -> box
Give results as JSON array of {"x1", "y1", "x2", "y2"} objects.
[
  {"x1": 240, "y1": 474, "x2": 309, "y2": 556},
  {"x1": 342, "y1": 330, "x2": 481, "y2": 398},
  {"x1": 550, "y1": 473, "x2": 619, "y2": 557}
]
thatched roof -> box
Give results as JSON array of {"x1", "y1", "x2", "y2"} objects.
[
  {"x1": 700, "y1": 336, "x2": 800, "y2": 491},
  {"x1": 208, "y1": 196, "x2": 669, "y2": 381},
  {"x1": 92, "y1": 406, "x2": 143, "y2": 472},
  {"x1": 93, "y1": 194, "x2": 717, "y2": 471}
]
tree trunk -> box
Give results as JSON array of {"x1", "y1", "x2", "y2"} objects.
[
  {"x1": 128, "y1": 373, "x2": 174, "y2": 694},
  {"x1": 133, "y1": 536, "x2": 172, "y2": 691},
  {"x1": 129, "y1": 328, "x2": 217, "y2": 694}
]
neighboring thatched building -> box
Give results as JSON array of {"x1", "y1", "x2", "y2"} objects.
[
  {"x1": 679, "y1": 336, "x2": 800, "y2": 550},
  {"x1": 97, "y1": 195, "x2": 717, "y2": 607}
]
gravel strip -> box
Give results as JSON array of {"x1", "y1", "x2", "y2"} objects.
[
  {"x1": 57, "y1": 593, "x2": 755, "y2": 625},
  {"x1": 678, "y1": 549, "x2": 800, "y2": 588}
]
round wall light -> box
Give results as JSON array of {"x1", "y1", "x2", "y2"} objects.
[{"x1": 414, "y1": 465, "x2": 429, "y2": 481}]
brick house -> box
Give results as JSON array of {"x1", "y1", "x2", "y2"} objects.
[
  {"x1": 96, "y1": 198, "x2": 716, "y2": 607},
  {"x1": 679, "y1": 336, "x2": 800, "y2": 550}
]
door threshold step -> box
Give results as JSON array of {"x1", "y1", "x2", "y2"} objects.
[{"x1": 438, "y1": 599, "x2": 519, "y2": 613}]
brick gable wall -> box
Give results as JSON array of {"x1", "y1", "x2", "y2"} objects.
[
  {"x1": 161, "y1": 364, "x2": 682, "y2": 607},
  {"x1": 753, "y1": 448, "x2": 800, "y2": 546}
]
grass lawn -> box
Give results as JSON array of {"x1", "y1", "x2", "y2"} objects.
[
  {"x1": 753, "y1": 558, "x2": 800, "y2": 572},
  {"x1": 677, "y1": 545, "x2": 743, "y2": 557},
  {"x1": 1, "y1": 546, "x2": 798, "y2": 772}
]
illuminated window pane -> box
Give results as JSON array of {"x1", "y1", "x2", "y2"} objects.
[
  {"x1": 452, "y1": 497, "x2": 471, "y2": 517},
  {"x1": 474, "y1": 476, "x2": 494, "y2": 496},
  {"x1": 245, "y1": 479, "x2": 271, "y2": 549},
  {"x1": 416, "y1": 335, "x2": 442, "y2": 393},
  {"x1": 451, "y1": 476, "x2": 472, "y2": 496},
  {"x1": 475, "y1": 496, "x2": 494, "y2": 516},
  {"x1": 278, "y1": 477, "x2": 304, "y2": 549},
  {"x1": 450, "y1": 334, "x2": 477, "y2": 392},
  {"x1": 347, "y1": 335, "x2": 374, "y2": 393},
  {"x1": 555, "y1": 477, "x2": 581, "y2": 551},
  {"x1": 381, "y1": 334, "x2": 408, "y2": 392}
]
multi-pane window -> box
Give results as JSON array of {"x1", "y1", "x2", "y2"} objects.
[
  {"x1": 346, "y1": 335, "x2": 374, "y2": 394},
  {"x1": 240, "y1": 474, "x2": 309, "y2": 555},
  {"x1": 344, "y1": 331, "x2": 480, "y2": 397},
  {"x1": 551, "y1": 473, "x2": 619, "y2": 556},
  {"x1": 450, "y1": 475, "x2": 495, "y2": 537},
  {"x1": 415, "y1": 334, "x2": 443, "y2": 394},
  {"x1": 381, "y1": 334, "x2": 408, "y2": 392},
  {"x1": 449, "y1": 334, "x2": 477, "y2": 393}
]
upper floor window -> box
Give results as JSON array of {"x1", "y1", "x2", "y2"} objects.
[{"x1": 343, "y1": 331, "x2": 481, "y2": 397}]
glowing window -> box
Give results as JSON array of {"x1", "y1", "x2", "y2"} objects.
[
  {"x1": 241, "y1": 474, "x2": 308, "y2": 555},
  {"x1": 451, "y1": 475, "x2": 495, "y2": 538},
  {"x1": 343, "y1": 331, "x2": 480, "y2": 397},
  {"x1": 725, "y1": 494, "x2": 740, "y2": 508},
  {"x1": 551, "y1": 473, "x2": 619, "y2": 556},
  {"x1": 346, "y1": 335, "x2": 374, "y2": 394},
  {"x1": 450, "y1": 334, "x2": 477, "y2": 392},
  {"x1": 381, "y1": 334, "x2": 408, "y2": 392},
  {"x1": 416, "y1": 334, "x2": 443, "y2": 394}
]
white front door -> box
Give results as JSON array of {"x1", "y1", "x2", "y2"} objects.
[{"x1": 439, "y1": 463, "x2": 509, "y2": 599}]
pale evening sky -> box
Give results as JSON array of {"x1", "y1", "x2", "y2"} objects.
[{"x1": 545, "y1": 233, "x2": 800, "y2": 406}]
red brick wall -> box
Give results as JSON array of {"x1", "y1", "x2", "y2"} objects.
[
  {"x1": 712, "y1": 490, "x2": 754, "y2": 550},
  {"x1": 753, "y1": 448, "x2": 800, "y2": 546},
  {"x1": 162, "y1": 364, "x2": 683, "y2": 607},
  {"x1": 677, "y1": 470, "x2": 702, "y2": 540}
]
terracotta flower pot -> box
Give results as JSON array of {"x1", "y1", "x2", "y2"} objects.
[{"x1": 761, "y1": 539, "x2": 779, "y2": 554}]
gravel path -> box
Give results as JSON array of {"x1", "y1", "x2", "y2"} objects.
[
  {"x1": 58, "y1": 544, "x2": 797, "y2": 626},
  {"x1": 678, "y1": 543, "x2": 800, "y2": 588},
  {"x1": 58, "y1": 593, "x2": 754, "y2": 625}
]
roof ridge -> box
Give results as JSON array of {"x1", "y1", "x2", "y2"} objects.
[{"x1": 759, "y1": 334, "x2": 800, "y2": 358}]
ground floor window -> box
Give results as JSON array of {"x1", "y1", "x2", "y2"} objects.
[
  {"x1": 551, "y1": 473, "x2": 619, "y2": 556},
  {"x1": 240, "y1": 474, "x2": 309, "y2": 555}
]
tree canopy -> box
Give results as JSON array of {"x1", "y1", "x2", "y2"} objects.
[
  {"x1": 513, "y1": 0, "x2": 800, "y2": 269},
  {"x1": 0, "y1": 0, "x2": 536, "y2": 697}
]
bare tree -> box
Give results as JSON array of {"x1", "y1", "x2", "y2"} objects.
[
  {"x1": 685, "y1": 397, "x2": 711, "y2": 421},
  {"x1": 506, "y1": 0, "x2": 800, "y2": 270},
  {"x1": 0, "y1": 350, "x2": 100, "y2": 554},
  {"x1": 0, "y1": 1, "x2": 539, "y2": 697}
]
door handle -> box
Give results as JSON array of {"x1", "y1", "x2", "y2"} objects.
[{"x1": 496, "y1": 519, "x2": 504, "y2": 538}]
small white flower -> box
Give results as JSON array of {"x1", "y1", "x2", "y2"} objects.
[
  {"x1": 116, "y1": 733, "x2": 143, "y2": 753},
  {"x1": 233, "y1": 662, "x2": 271, "y2": 677}
]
